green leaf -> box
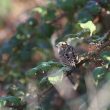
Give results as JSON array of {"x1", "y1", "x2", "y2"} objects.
[
  {"x1": 48, "y1": 68, "x2": 64, "y2": 84},
  {"x1": 39, "y1": 77, "x2": 48, "y2": 85},
  {"x1": 43, "y1": 8, "x2": 56, "y2": 21},
  {"x1": 38, "y1": 23, "x2": 54, "y2": 38},
  {"x1": 75, "y1": 0, "x2": 87, "y2": 6},
  {"x1": 26, "y1": 68, "x2": 37, "y2": 77},
  {"x1": 56, "y1": 0, "x2": 75, "y2": 12},
  {"x1": 85, "y1": 1, "x2": 101, "y2": 16},
  {"x1": 77, "y1": 10, "x2": 92, "y2": 23},
  {"x1": 0, "y1": 100, "x2": 6, "y2": 108},
  {"x1": 100, "y1": 51, "x2": 110, "y2": 62},
  {"x1": 0, "y1": 96, "x2": 21, "y2": 107},
  {"x1": 79, "y1": 20, "x2": 96, "y2": 36},
  {"x1": 105, "y1": 71, "x2": 110, "y2": 80},
  {"x1": 48, "y1": 67, "x2": 70, "y2": 84},
  {"x1": 93, "y1": 66, "x2": 107, "y2": 80},
  {"x1": 26, "y1": 61, "x2": 64, "y2": 77},
  {"x1": 33, "y1": 7, "x2": 47, "y2": 16},
  {"x1": 27, "y1": 17, "x2": 38, "y2": 27}
]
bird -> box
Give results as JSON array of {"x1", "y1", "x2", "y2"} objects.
[{"x1": 56, "y1": 42, "x2": 79, "y2": 67}]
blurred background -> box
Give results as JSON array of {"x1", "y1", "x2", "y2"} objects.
[{"x1": 0, "y1": 0, "x2": 110, "y2": 110}]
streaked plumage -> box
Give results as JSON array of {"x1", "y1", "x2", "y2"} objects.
[{"x1": 56, "y1": 42, "x2": 78, "y2": 67}]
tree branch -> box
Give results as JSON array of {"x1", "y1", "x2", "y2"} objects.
[
  {"x1": 6, "y1": 103, "x2": 26, "y2": 110},
  {"x1": 77, "y1": 40, "x2": 110, "y2": 67}
]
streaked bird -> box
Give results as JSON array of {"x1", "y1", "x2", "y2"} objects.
[{"x1": 56, "y1": 42, "x2": 79, "y2": 67}]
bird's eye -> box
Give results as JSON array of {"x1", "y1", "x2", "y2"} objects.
[
  {"x1": 61, "y1": 44, "x2": 64, "y2": 47},
  {"x1": 62, "y1": 43, "x2": 66, "y2": 46}
]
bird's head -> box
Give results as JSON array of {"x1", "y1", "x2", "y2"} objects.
[{"x1": 56, "y1": 42, "x2": 68, "y2": 49}]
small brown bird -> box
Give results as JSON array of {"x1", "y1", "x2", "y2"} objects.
[{"x1": 56, "y1": 42, "x2": 79, "y2": 67}]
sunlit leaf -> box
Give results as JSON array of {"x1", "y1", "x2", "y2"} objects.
[
  {"x1": 48, "y1": 66, "x2": 70, "y2": 84},
  {"x1": 48, "y1": 68, "x2": 64, "y2": 84},
  {"x1": 33, "y1": 7, "x2": 47, "y2": 16},
  {"x1": 79, "y1": 20, "x2": 96, "y2": 36},
  {"x1": 100, "y1": 51, "x2": 110, "y2": 62}
]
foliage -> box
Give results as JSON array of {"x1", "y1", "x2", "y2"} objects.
[
  {"x1": 0, "y1": 0, "x2": 110, "y2": 110},
  {"x1": 0, "y1": 96, "x2": 21, "y2": 107},
  {"x1": 79, "y1": 20, "x2": 96, "y2": 36},
  {"x1": 26, "y1": 61, "x2": 64, "y2": 77}
]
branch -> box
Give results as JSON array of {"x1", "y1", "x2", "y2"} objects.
[
  {"x1": 95, "y1": 40, "x2": 110, "y2": 54},
  {"x1": 77, "y1": 40, "x2": 110, "y2": 67},
  {"x1": 6, "y1": 103, "x2": 26, "y2": 110}
]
